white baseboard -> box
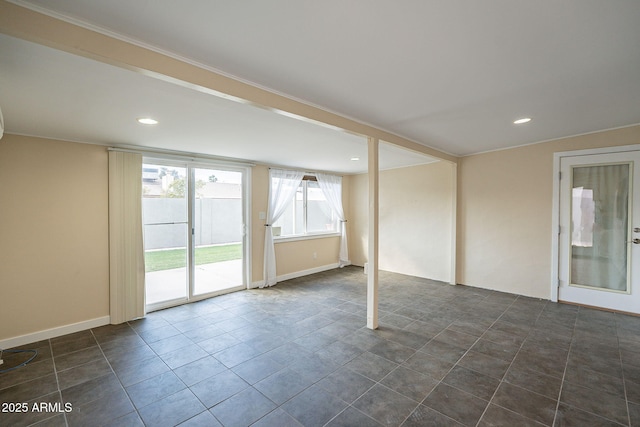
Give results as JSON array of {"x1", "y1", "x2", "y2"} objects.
[
  {"x1": 249, "y1": 263, "x2": 340, "y2": 289},
  {"x1": 0, "y1": 316, "x2": 111, "y2": 350}
]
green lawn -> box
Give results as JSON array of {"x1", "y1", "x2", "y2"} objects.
[{"x1": 145, "y1": 243, "x2": 242, "y2": 272}]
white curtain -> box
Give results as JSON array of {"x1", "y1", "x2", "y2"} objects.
[
  {"x1": 263, "y1": 169, "x2": 305, "y2": 287},
  {"x1": 108, "y1": 151, "x2": 146, "y2": 323},
  {"x1": 316, "y1": 172, "x2": 349, "y2": 267}
]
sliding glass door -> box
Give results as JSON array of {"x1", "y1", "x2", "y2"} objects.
[
  {"x1": 193, "y1": 167, "x2": 244, "y2": 296},
  {"x1": 142, "y1": 160, "x2": 248, "y2": 311}
]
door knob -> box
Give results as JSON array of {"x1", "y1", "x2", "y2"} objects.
[
  {"x1": 634, "y1": 238, "x2": 640, "y2": 244},
  {"x1": 635, "y1": 227, "x2": 640, "y2": 233}
]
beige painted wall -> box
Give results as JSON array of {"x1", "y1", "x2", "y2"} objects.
[
  {"x1": 0, "y1": 135, "x2": 110, "y2": 341},
  {"x1": 457, "y1": 125, "x2": 640, "y2": 299},
  {"x1": 349, "y1": 161, "x2": 455, "y2": 282}
]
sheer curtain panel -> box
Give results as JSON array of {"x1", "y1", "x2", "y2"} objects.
[
  {"x1": 108, "y1": 151, "x2": 146, "y2": 323},
  {"x1": 263, "y1": 169, "x2": 305, "y2": 287},
  {"x1": 316, "y1": 172, "x2": 349, "y2": 267}
]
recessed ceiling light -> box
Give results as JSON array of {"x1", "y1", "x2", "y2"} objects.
[
  {"x1": 513, "y1": 117, "x2": 532, "y2": 124},
  {"x1": 350, "y1": 157, "x2": 360, "y2": 161},
  {"x1": 137, "y1": 117, "x2": 158, "y2": 125}
]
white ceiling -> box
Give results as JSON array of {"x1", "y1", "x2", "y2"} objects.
[{"x1": 2, "y1": 1, "x2": 640, "y2": 170}]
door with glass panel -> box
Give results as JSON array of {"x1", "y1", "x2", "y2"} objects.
[
  {"x1": 142, "y1": 161, "x2": 247, "y2": 310},
  {"x1": 558, "y1": 151, "x2": 640, "y2": 313}
]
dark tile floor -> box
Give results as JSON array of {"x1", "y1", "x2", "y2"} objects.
[{"x1": 2, "y1": 266, "x2": 640, "y2": 426}]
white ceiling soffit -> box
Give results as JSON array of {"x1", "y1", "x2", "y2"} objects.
[
  {"x1": 0, "y1": 34, "x2": 435, "y2": 174},
  {"x1": 12, "y1": 0, "x2": 640, "y2": 156}
]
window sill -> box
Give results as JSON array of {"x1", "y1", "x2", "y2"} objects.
[{"x1": 274, "y1": 232, "x2": 340, "y2": 243}]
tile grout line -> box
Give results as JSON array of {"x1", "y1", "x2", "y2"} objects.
[{"x1": 473, "y1": 295, "x2": 549, "y2": 427}]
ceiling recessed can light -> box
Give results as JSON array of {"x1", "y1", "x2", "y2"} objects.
[
  {"x1": 513, "y1": 117, "x2": 532, "y2": 124},
  {"x1": 137, "y1": 117, "x2": 158, "y2": 125},
  {"x1": 350, "y1": 157, "x2": 360, "y2": 161}
]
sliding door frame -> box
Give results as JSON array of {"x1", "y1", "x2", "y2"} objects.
[{"x1": 143, "y1": 155, "x2": 252, "y2": 312}]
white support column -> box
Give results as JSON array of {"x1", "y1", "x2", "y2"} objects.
[{"x1": 367, "y1": 137, "x2": 379, "y2": 330}]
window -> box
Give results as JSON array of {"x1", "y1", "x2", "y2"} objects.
[{"x1": 273, "y1": 177, "x2": 339, "y2": 238}]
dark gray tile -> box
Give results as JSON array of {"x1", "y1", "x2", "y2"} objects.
[
  {"x1": 125, "y1": 371, "x2": 186, "y2": 409},
  {"x1": 423, "y1": 383, "x2": 488, "y2": 426},
  {"x1": 160, "y1": 343, "x2": 209, "y2": 369},
  {"x1": 189, "y1": 369, "x2": 247, "y2": 408},
  {"x1": 0, "y1": 391, "x2": 63, "y2": 427},
  {"x1": 504, "y1": 365, "x2": 562, "y2": 399},
  {"x1": 66, "y1": 388, "x2": 135, "y2": 427},
  {"x1": 115, "y1": 355, "x2": 170, "y2": 387},
  {"x1": 629, "y1": 402, "x2": 640, "y2": 427},
  {"x1": 353, "y1": 383, "x2": 419, "y2": 426},
  {"x1": 0, "y1": 374, "x2": 58, "y2": 403},
  {"x1": 138, "y1": 389, "x2": 205, "y2": 427},
  {"x1": 282, "y1": 384, "x2": 348, "y2": 427},
  {"x1": 560, "y1": 381, "x2": 628, "y2": 425},
  {"x1": 457, "y1": 350, "x2": 510, "y2": 379},
  {"x1": 470, "y1": 338, "x2": 518, "y2": 362},
  {"x1": 345, "y1": 351, "x2": 399, "y2": 381},
  {"x1": 420, "y1": 339, "x2": 467, "y2": 363},
  {"x1": 53, "y1": 346, "x2": 103, "y2": 372},
  {"x1": 51, "y1": 332, "x2": 97, "y2": 357},
  {"x1": 553, "y1": 403, "x2": 623, "y2": 427},
  {"x1": 250, "y1": 408, "x2": 303, "y2": 427},
  {"x1": 57, "y1": 358, "x2": 112, "y2": 390},
  {"x1": 479, "y1": 404, "x2": 546, "y2": 427},
  {"x1": 61, "y1": 372, "x2": 122, "y2": 407},
  {"x1": 0, "y1": 357, "x2": 55, "y2": 390},
  {"x1": 214, "y1": 342, "x2": 263, "y2": 368},
  {"x1": 232, "y1": 354, "x2": 284, "y2": 385},
  {"x1": 401, "y1": 405, "x2": 464, "y2": 427},
  {"x1": 173, "y1": 356, "x2": 227, "y2": 387},
  {"x1": 177, "y1": 411, "x2": 222, "y2": 427},
  {"x1": 317, "y1": 367, "x2": 376, "y2": 404},
  {"x1": 442, "y1": 365, "x2": 500, "y2": 401},
  {"x1": 433, "y1": 329, "x2": 478, "y2": 351},
  {"x1": 492, "y1": 382, "x2": 557, "y2": 426},
  {"x1": 403, "y1": 350, "x2": 454, "y2": 380},
  {"x1": 368, "y1": 339, "x2": 417, "y2": 364},
  {"x1": 108, "y1": 411, "x2": 145, "y2": 427},
  {"x1": 148, "y1": 334, "x2": 194, "y2": 355},
  {"x1": 137, "y1": 324, "x2": 181, "y2": 343},
  {"x1": 381, "y1": 366, "x2": 438, "y2": 402},
  {"x1": 197, "y1": 333, "x2": 241, "y2": 354},
  {"x1": 327, "y1": 406, "x2": 383, "y2": 427},
  {"x1": 315, "y1": 340, "x2": 363, "y2": 365},
  {"x1": 564, "y1": 364, "x2": 625, "y2": 398},
  {"x1": 210, "y1": 387, "x2": 276, "y2": 427},
  {"x1": 254, "y1": 368, "x2": 314, "y2": 405}
]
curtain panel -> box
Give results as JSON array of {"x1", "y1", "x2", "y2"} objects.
[
  {"x1": 316, "y1": 172, "x2": 349, "y2": 267},
  {"x1": 108, "y1": 151, "x2": 146, "y2": 323},
  {"x1": 263, "y1": 169, "x2": 305, "y2": 287}
]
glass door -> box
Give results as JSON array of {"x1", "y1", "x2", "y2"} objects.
[
  {"x1": 558, "y1": 150, "x2": 640, "y2": 313},
  {"x1": 142, "y1": 163, "x2": 189, "y2": 306},
  {"x1": 142, "y1": 160, "x2": 248, "y2": 311},
  {"x1": 192, "y1": 167, "x2": 245, "y2": 296}
]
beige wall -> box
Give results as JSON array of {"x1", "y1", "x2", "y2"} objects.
[
  {"x1": 349, "y1": 161, "x2": 455, "y2": 282},
  {"x1": 457, "y1": 125, "x2": 640, "y2": 299},
  {"x1": 0, "y1": 134, "x2": 110, "y2": 341}
]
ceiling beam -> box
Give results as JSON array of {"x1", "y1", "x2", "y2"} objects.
[{"x1": 0, "y1": 1, "x2": 457, "y2": 164}]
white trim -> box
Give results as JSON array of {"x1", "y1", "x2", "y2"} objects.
[
  {"x1": 274, "y1": 232, "x2": 341, "y2": 243},
  {"x1": 464, "y1": 123, "x2": 640, "y2": 158},
  {"x1": 550, "y1": 143, "x2": 640, "y2": 303},
  {"x1": 249, "y1": 263, "x2": 342, "y2": 289},
  {"x1": 0, "y1": 316, "x2": 110, "y2": 350},
  {"x1": 450, "y1": 162, "x2": 458, "y2": 285}
]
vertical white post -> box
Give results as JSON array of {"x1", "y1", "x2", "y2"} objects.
[{"x1": 367, "y1": 137, "x2": 379, "y2": 330}]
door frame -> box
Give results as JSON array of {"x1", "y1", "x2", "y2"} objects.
[
  {"x1": 550, "y1": 143, "x2": 640, "y2": 303},
  {"x1": 143, "y1": 155, "x2": 252, "y2": 312}
]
